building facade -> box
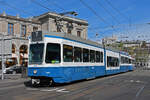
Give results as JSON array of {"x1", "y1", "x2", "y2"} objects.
[
  {"x1": 102, "y1": 35, "x2": 118, "y2": 45},
  {"x1": 0, "y1": 12, "x2": 88, "y2": 68},
  {"x1": 33, "y1": 12, "x2": 88, "y2": 39}
]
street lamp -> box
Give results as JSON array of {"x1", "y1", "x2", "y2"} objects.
[
  {"x1": 1, "y1": 34, "x2": 4, "y2": 80},
  {"x1": 59, "y1": 11, "x2": 78, "y2": 16}
]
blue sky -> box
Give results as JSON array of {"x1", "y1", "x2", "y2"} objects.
[{"x1": 0, "y1": 0, "x2": 150, "y2": 41}]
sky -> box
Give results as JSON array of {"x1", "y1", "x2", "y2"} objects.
[{"x1": 0, "y1": 0, "x2": 150, "y2": 41}]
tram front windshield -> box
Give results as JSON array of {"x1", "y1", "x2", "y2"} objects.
[{"x1": 29, "y1": 43, "x2": 44, "y2": 64}]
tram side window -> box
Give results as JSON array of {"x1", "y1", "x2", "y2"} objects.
[
  {"x1": 100, "y1": 52, "x2": 103, "y2": 63},
  {"x1": 121, "y1": 56, "x2": 126, "y2": 64},
  {"x1": 74, "y1": 47, "x2": 82, "y2": 62},
  {"x1": 125, "y1": 58, "x2": 129, "y2": 64},
  {"x1": 63, "y1": 45, "x2": 73, "y2": 62},
  {"x1": 121, "y1": 56, "x2": 123, "y2": 63},
  {"x1": 107, "y1": 56, "x2": 119, "y2": 67},
  {"x1": 96, "y1": 51, "x2": 100, "y2": 62},
  {"x1": 107, "y1": 57, "x2": 111, "y2": 67},
  {"x1": 90, "y1": 50, "x2": 95, "y2": 63},
  {"x1": 129, "y1": 59, "x2": 131, "y2": 64},
  {"x1": 115, "y1": 58, "x2": 119, "y2": 66},
  {"x1": 45, "y1": 43, "x2": 61, "y2": 64},
  {"x1": 132, "y1": 60, "x2": 135, "y2": 64},
  {"x1": 121, "y1": 56, "x2": 132, "y2": 64},
  {"x1": 83, "y1": 48, "x2": 89, "y2": 62}
]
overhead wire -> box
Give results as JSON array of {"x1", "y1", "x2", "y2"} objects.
[
  {"x1": 0, "y1": 1, "x2": 34, "y2": 16},
  {"x1": 105, "y1": 0, "x2": 131, "y2": 37},
  {"x1": 80, "y1": 0, "x2": 118, "y2": 34},
  {"x1": 46, "y1": 0, "x2": 66, "y2": 11},
  {"x1": 105, "y1": 0, "x2": 129, "y2": 22},
  {"x1": 95, "y1": 0, "x2": 120, "y2": 24},
  {"x1": 80, "y1": 0, "x2": 110, "y2": 26},
  {"x1": 30, "y1": 0, "x2": 54, "y2": 12}
]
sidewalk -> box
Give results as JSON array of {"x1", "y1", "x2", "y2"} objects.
[{"x1": 0, "y1": 74, "x2": 23, "y2": 80}]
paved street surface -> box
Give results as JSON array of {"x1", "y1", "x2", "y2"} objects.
[{"x1": 0, "y1": 69, "x2": 150, "y2": 100}]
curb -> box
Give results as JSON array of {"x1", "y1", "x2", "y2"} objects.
[{"x1": 0, "y1": 74, "x2": 22, "y2": 80}]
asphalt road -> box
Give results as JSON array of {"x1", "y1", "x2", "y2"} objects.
[{"x1": 0, "y1": 69, "x2": 150, "y2": 100}]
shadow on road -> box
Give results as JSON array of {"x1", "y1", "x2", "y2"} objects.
[
  {"x1": 24, "y1": 71, "x2": 133, "y2": 88},
  {"x1": 24, "y1": 79, "x2": 87, "y2": 88}
]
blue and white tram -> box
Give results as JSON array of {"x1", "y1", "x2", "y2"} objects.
[{"x1": 28, "y1": 31, "x2": 134, "y2": 85}]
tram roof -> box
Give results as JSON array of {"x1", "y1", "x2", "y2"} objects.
[
  {"x1": 43, "y1": 31, "x2": 122, "y2": 53},
  {"x1": 31, "y1": 31, "x2": 130, "y2": 56}
]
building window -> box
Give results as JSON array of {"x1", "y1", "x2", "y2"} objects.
[
  {"x1": 33, "y1": 26, "x2": 38, "y2": 32},
  {"x1": 21, "y1": 25, "x2": 26, "y2": 37},
  {"x1": 8, "y1": 23, "x2": 14, "y2": 35},
  {"x1": 67, "y1": 28, "x2": 72, "y2": 34},
  {"x1": 67, "y1": 23, "x2": 73, "y2": 34},
  {"x1": 57, "y1": 26, "x2": 61, "y2": 32},
  {"x1": 63, "y1": 44, "x2": 73, "y2": 62},
  {"x1": 77, "y1": 31, "x2": 81, "y2": 37}
]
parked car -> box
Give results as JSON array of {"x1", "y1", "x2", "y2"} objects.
[{"x1": 5, "y1": 66, "x2": 22, "y2": 74}]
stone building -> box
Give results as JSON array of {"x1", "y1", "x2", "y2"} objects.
[
  {"x1": 33, "y1": 12, "x2": 88, "y2": 39},
  {"x1": 0, "y1": 12, "x2": 88, "y2": 68},
  {"x1": 102, "y1": 35, "x2": 118, "y2": 45},
  {"x1": 0, "y1": 12, "x2": 41, "y2": 68}
]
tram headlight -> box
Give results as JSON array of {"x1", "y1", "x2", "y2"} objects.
[{"x1": 33, "y1": 70, "x2": 37, "y2": 74}]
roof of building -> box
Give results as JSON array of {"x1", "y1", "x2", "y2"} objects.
[
  {"x1": 33, "y1": 12, "x2": 88, "y2": 26},
  {"x1": 0, "y1": 12, "x2": 88, "y2": 26},
  {"x1": 0, "y1": 13, "x2": 40, "y2": 24},
  {"x1": 116, "y1": 41, "x2": 142, "y2": 44}
]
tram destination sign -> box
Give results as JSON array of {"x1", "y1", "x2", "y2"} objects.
[{"x1": 31, "y1": 31, "x2": 43, "y2": 42}]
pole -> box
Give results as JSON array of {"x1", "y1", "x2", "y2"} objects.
[{"x1": 1, "y1": 34, "x2": 4, "y2": 80}]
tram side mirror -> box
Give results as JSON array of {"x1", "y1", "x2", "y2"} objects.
[{"x1": 31, "y1": 31, "x2": 43, "y2": 42}]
